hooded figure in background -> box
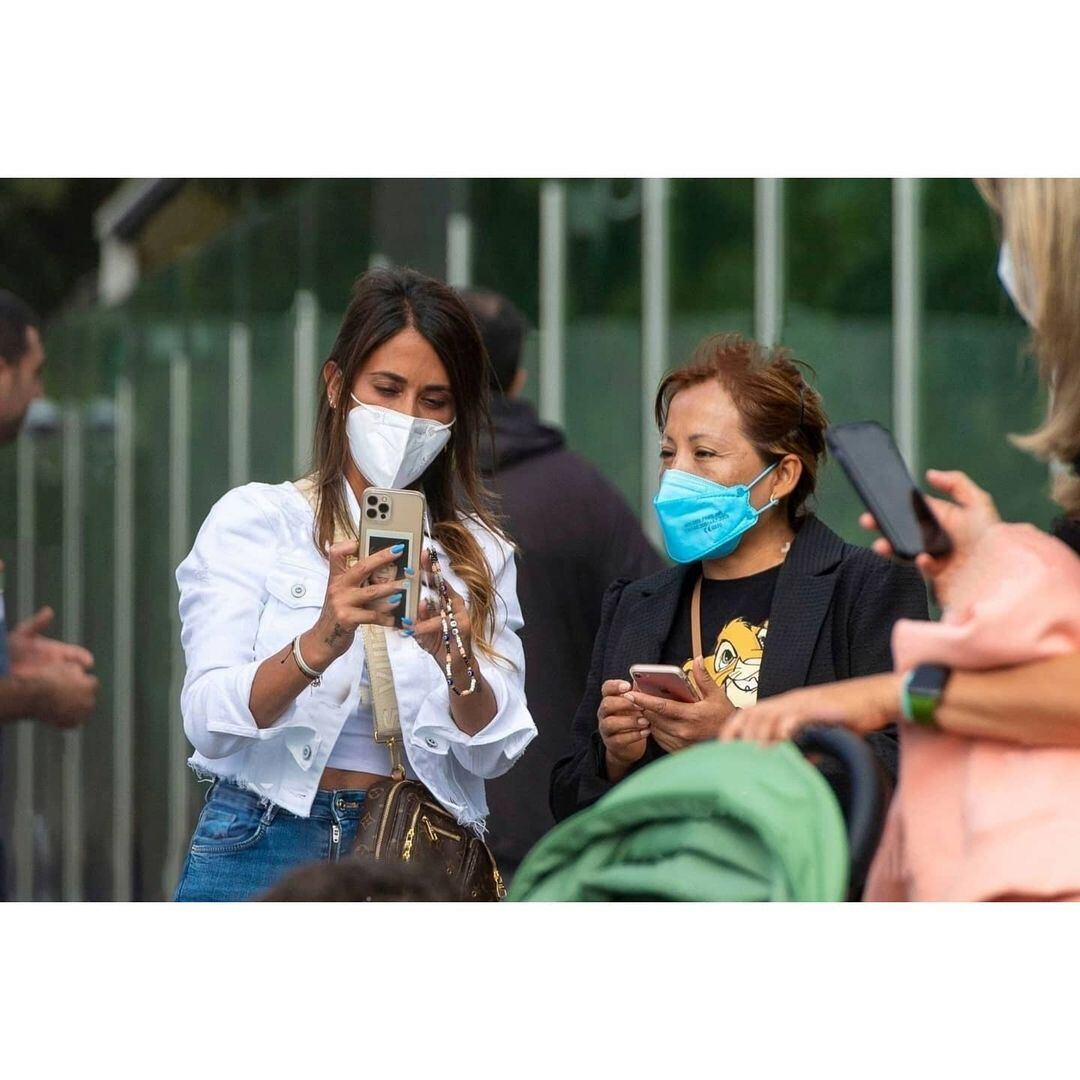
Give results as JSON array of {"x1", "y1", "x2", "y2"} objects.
[{"x1": 462, "y1": 289, "x2": 663, "y2": 879}]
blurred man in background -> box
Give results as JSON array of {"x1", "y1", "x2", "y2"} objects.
[
  {"x1": 461, "y1": 288, "x2": 663, "y2": 877},
  {"x1": 0, "y1": 289, "x2": 97, "y2": 900},
  {"x1": 0, "y1": 290, "x2": 97, "y2": 726}
]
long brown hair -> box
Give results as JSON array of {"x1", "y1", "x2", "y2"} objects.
[
  {"x1": 309, "y1": 267, "x2": 508, "y2": 657},
  {"x1": 654, "y1": 333, "x2": 828, "y2": 528},
  {"x1": 977, "y1": 178, "x2": 1080, "y2": 514}
]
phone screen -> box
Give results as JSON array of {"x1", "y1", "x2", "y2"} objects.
[{"x1": 826, "y1": 421, "x2": 951, "y2": 560}]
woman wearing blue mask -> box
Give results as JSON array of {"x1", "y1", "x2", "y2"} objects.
[
  {"x1": 550, "y1": 334, "x2": 928, "y2": 821},
  {"x1": 173, "y1": 267, "x2": 536, "y2": 900}
]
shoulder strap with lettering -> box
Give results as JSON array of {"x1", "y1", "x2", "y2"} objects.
[{"x1": 293, "y1": 476, "x2": 405, "y2": 780}]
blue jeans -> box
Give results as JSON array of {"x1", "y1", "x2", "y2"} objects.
[{"x1": 174, "y1": 778, "x2": 368, "y2": 902}]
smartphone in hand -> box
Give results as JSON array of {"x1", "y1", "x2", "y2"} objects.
[
  {"x1": 826, "y1": 421, "x2": 952, "y2": 561},
  {"x1": 629, "y1": 664, "x2": 703, "y2": 704},
  {"x1": 358, "y1": 487, "x2": 426, "y2": 629}
]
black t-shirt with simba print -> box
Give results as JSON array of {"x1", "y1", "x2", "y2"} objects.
[{"x1": 659, "y1": 564, "x2": 780, "y2": 711}]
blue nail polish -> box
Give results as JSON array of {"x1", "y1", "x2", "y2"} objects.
[
  {"x1": 401, "y1": 616, "x2": 413, "y2": 625},
  {"x1": 402, "y1": 629, "x2": 414, "y2": 637},
  {"x1": 388, "y1": 593, "x2": 402, "y2": 604},
  {"x1": 391, "y1": 543, "x2": 405, "y2": 554},
  {"x1": 404, "y1": 566, "x2": 414, "y2": 575}
]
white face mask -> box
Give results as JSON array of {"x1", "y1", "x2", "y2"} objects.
[
  {"x1": 345, "y1": 396, "x2": 453, "y2": 488},
  {"x1": 997, "y1": 241, "x2": 1036, "y2": 326}
]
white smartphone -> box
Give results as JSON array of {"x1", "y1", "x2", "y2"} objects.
[
  {"x1": 358, "y1": 487, "x2": 426, "y2": 629},
  {"x1": 629, "y1": 664, "x2": 703, "y2": 704}
]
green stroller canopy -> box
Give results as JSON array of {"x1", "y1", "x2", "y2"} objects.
[{"x1": 508, "y1": 740, "x2": 849, "y2": 902}]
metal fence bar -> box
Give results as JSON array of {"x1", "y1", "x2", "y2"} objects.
[
  {"x1": 164, "y1": 352, "x2": 191, "y2": 899},
  {"x1": 12, "y1": 430, "x2": 35, "y2": 901},
  {"x1": 446, "y1": 211, "x2": 473, "y2": 288},
  {"x1": 754, "y1": 178, "x2": 785, "y2": 347},
  {"x1": 61, "y1": 405, "x2": 84, "y2": 901},
  {"x1": 228, "y1": 322, "x2": 252, "y2": 489},
  {"x1": 641, "y1": 178, "x2": 670, "y2": 542},
  {"x1": 892, "y1": 178, "x2": 922, "y2": 470},
  {"x1": 112, "y1": 374, "x2": 134, "y2": 901},
  {"x1": 293, "y1": 290, "x2": 319, "y2": 477},
  {"x1": 539, "y1": 180, "x2": 567, "y2": 428}
]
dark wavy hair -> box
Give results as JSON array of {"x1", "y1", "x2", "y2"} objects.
[{"x1": 309, "y1": 267, "x2": 507, "y2": 656}]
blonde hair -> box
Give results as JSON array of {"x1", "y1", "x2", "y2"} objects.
[{"x1": 977, "y1": 178, "x2": 1080, "y2": 513}]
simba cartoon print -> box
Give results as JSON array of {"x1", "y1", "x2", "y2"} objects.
[{"x1": 682, "y1": 617, "x2": 768, "y2": 708}]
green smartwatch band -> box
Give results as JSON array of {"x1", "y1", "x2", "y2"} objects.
[{"x1": 901, "y1": 664, "x2": 950, "y2": 729}]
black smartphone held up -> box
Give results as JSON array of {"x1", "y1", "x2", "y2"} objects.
[{"x1": 826, "y1": 421, "x2": 952, "y2": 561}]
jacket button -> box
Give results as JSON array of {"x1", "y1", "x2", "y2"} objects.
[
  {"x1": 425, "y1": 736, "x2": 438, "y2": 749},
  {"x1": 291, "y1": 583, "x2": 307, "y2": 598},
  {"x1": 302, "y1": 744, "x2": 312, "y2": 761}
]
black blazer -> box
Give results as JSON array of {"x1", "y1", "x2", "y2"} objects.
[{"x1": 549, "y1": 515, "x2": 930, "y2": 822}]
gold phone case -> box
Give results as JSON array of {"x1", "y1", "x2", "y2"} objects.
[{"x1": 358, "y1": 487, "x2": 426, "y2": 628}]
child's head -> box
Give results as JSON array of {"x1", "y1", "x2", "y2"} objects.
[{"x1": 260, "y1": 857, "x2": 458, "y2": 901}]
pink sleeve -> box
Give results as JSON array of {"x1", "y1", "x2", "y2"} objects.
[{"x1": 891, "y1": 524, "x2": 1080, "y2": 672}]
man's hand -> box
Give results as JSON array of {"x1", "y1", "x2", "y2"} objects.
[
  {"x1": 25, "y1": 661, "x2": 99, "y2": 729},
  {"x1": 5, "y1": 605, "x2": 98, "y2": 728},
  {"x1": 624, "y1": 657, "x2": 733, "y2": 754},
  {"x1": 719, "y1": 673, "x2": 903, "y2": 745},
  {"x1": 9, "y1": 606, "x2": 95, "y2": 674}
]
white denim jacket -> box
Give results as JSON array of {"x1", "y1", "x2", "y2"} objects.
[{"x1": 175, "y1": 480, "x2": 536, "y2": 829}]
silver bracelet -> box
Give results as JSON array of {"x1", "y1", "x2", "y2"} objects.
[{"x1": 292, "y1": 635, "x2": 323, "y2": 686}]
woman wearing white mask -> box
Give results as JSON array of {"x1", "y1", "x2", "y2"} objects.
[
  {"x1": 550, "y1": 333, "x2": 927, "y2": 822},
  {"x1": 174, "y1": 267, "x2": 536, "y2": 901}
]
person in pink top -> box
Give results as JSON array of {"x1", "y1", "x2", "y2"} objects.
[{"x1": 720, "y1": 179, "x2": 1080, "y2": 901}]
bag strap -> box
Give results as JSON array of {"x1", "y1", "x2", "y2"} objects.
[
  {"x1": 293, "y1": 476, "x2": 406, "y2": 780},
  {"x1": 691, "y1": 574, "x2": 704, "y2": 661},
  {"x1": 361, "y1": 623, "x2": 406, "y2": 780}
]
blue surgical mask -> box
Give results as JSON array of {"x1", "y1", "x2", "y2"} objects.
[{"x1": 653, "y1": 463, "x2": 779, "y2": 564}]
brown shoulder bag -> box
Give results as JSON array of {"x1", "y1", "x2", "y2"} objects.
[{"x1": 352, "y1": 621, "x2": 505, "y2": 901}]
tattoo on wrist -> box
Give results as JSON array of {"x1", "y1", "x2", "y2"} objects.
[{"x1": 325, "y1": 623, "x2": 347, "y2": 649}]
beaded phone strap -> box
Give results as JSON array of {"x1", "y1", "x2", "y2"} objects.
[{"x1": 422, "y1": 512, "x2": 479, "y2": 698}]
